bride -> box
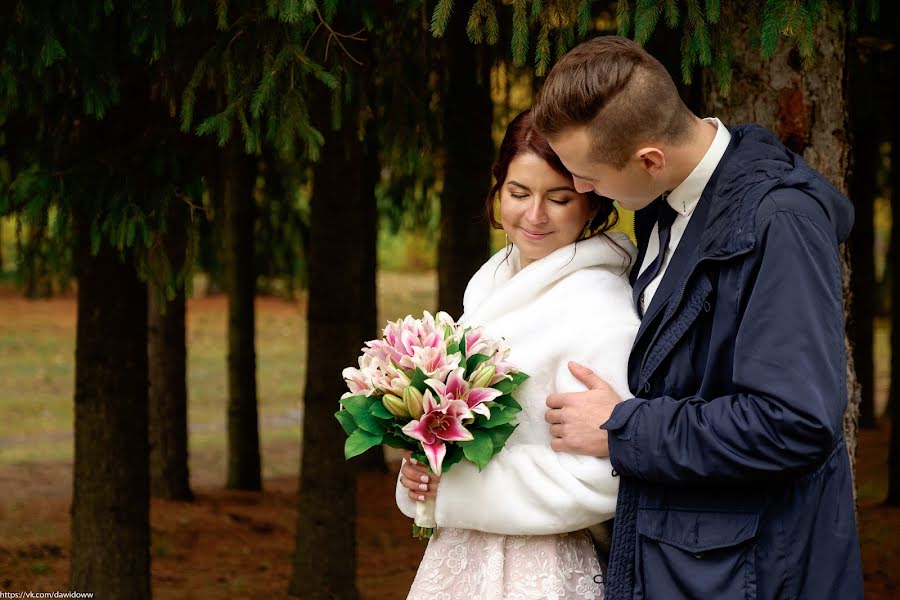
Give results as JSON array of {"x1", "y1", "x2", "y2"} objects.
[{"x1": 396, "y1": 109, "x2": 640, "y2": 599}]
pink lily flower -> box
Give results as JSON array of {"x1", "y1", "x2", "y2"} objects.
[
  {"x1": 426, "y1": 368, "x2": 503, "y2": 418},
  {"x1": 401, "y1": 391, "x2": 474, "y2": 475}
]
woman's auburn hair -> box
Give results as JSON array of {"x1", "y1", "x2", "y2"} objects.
[
  {"x1": 532, "y1": 35, "x2": 694, "y2": 169},
  {"x1": 484, "y1": 109, "x2": 618, "y2": 239}
]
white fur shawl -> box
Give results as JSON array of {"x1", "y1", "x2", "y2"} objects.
[{"x1": 396, "y1": 233, "x2": 640, "y2": 535}]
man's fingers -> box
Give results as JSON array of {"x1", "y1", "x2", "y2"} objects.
[
  {"x1": 568, "y1": 361, "x2": 609, "y2": 391},
  {"x1": 549, "y1": 423, "x2": 564, "y2": 438}
]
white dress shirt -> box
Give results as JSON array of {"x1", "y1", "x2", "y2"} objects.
[{"x1": 638, "y1": 117, "x2": 731, "y2": 313}]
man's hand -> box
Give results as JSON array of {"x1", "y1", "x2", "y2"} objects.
[
  {"x1": 545, "y1": 362, "x2": 622, "y2": 457},
  {"x1": 398, "y1": 450, "x2": 441, "y2": 502}
]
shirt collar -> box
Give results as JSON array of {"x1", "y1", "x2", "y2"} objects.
[{"x1": 666, "y1": 117, "x2": 731, "y2": 217}]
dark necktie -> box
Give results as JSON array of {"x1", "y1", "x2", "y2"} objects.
[{"x1": 632, "y1": 200, "x2": 678, "y2": 317}]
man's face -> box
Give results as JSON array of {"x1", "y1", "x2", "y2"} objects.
[{"x1": 549, "y1": 126, "x2": 662, "y2": 212}]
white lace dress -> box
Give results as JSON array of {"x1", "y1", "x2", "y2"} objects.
[{"x1": 407, "y1": 527, "x2": 604, "y2": 600}]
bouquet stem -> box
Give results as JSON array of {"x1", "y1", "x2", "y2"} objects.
[{"x1": 412, "y1": 496, "x2": 436, "y2": 540}]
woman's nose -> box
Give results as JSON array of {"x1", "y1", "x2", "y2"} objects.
[{"x1": 526, "y1": 199, "x2": 548, "y2": 223}]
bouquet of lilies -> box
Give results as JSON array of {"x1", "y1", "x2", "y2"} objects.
[{"x1": 335, "y1": 311, "x2": 528, "y2": 539}]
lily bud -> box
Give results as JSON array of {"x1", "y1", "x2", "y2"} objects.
[
  {"x1": 382, "y1": 394, "x2": 410, "y2": 418},
  {"x1": 404, "y1": 386, "x2": 425, "y2": 419},
  {"x1": 470, "y1": 365, "x2": 495, "y2": 390}
]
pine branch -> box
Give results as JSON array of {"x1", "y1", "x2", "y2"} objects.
[
  {"x1": 216, "y1": 0, "x2": 228, "y2": 31},
  {"x1": 706, "y1": 0, "x2": 720, "y2": 24},
  {"x1": 577, "y1": 0, "x2": 592, "y2": 36},
  {"x1": 431, "y1": 0, "x2": 454, "y2": 37},
  {"x1": 664, "y1": 0, "x2": 679, "y2": 28},
  {"x1": 617, "y1": 0, "x2": 632, "y2": 37},
  {"x1": 536, "y1": 22, "x2": 551, "y2": 76},
  {"x1": 634, "y1": 0, "x2": 662, "y2": 45},
  {"x1": 511, "y1": 0, "x2": 529, "y2": 67}
]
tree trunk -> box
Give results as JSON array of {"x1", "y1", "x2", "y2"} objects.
[
  {"x1": 21, "y1": 211, "x2": 54, "y2": 299},
  {"x1": 224, "y1": 140, "x2": 261, "y2": 491},
  {"x1": 148, "y1": 206, "x2": 193, "y2": 501},
  {"x1": 847, "y1": 31, "x2": 879, "y2": 430},
  {"x1": 70, "y1": 213, "x2": 150, "y2": 599},
  {"x1": 352, "y1": 113, "x2": 388, "y2": 474},
  {"x1": 437, "y1": 17, "x2": 494, "y2": 318},
  {"x1": 701, "y1": 7, "x2": 860, "y2": 484},
  {"x1": 289, "y1": 87, "x2": 368, "y2": 600}
]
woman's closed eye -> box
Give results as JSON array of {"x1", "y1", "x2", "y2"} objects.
[{"x1": 549, "y1": 198, "x2": 571, "y2": 206}]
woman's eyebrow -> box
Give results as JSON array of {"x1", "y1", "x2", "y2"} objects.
[
  {"x1": 546, "y1": 186, "x2": 576, "y2": 193},
  {"x1": 506, "y1": 180, "x2": 530, "y2": 190}
]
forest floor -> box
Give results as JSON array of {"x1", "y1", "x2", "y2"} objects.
[{"x1": 0, "y1": 278, "x2": 898, "y2": 598}]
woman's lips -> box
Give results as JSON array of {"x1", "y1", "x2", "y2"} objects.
[{"x1": 521, "y1": 227, "x2": 551, "y2": 240}]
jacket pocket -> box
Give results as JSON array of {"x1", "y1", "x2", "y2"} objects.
[{"x1": 635, "y1": 508, "x2": 759, "y2": 600}]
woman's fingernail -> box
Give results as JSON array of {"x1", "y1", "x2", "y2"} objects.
[
  {"x1": 419, "y1": 475, "x2": 429, "y2": 483},
  {"x1": 418, "y1": 483, "x2": 428, "y2": 491},
  {"x1": 410, "y1": 458, "x2": 418, "y2": 464},
  {"x1": 418, "y1": 495, "x2": 425, "y2": 501}
]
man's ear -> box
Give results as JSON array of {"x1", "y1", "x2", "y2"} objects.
[{"x1": 634, "y1": 147, "x2": 665, "y2": 176}]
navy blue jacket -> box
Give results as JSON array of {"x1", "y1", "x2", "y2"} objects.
[{"x1": 601, "y1": 125, "x2": 863, "y2": 599}]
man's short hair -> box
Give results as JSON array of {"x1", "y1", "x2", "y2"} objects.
[{"x1": 533, "y1": 36, "x2": 694, "y2": 168}]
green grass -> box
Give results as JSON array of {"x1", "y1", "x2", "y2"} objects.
[{"x1": 0, "y1": 271, "x2": 436, "y2": 465}]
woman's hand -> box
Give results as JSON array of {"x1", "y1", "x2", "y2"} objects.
[{"x1": 399, "y1": 450, "x2": 441, "y2": 502}]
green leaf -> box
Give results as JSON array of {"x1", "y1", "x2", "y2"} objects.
[
  {"x1": 369, "y1": 399, "x2": 393, "y2": 419},
  {"x1": 487, "y1": 423, "x2": 518, "y2": 454},
  {"x1": 460, "y1": 430, "x2": 494, "y2": 470},
  {"x1": 335, "y1": 409, "x2": 359, "y2": 435},
  {"x1": 339, "y1": 395, "x2": 386, "y2": 435},
  {"x1": 465, "y1": 353, "x2": 490, "y2": 377},
  {"x1": 481, "y1": 406, "x2": 519, "y2": 428},
  {"x1": 441, "y1": 444, "x2": 465, "y2": 472},
  {"x1": 345, "y1": 429, "x2": 383, "y2": 459},
  {"x1": 510, "y1": 372, "x2": 530, "y2": 387},
  {"x1": 493, "y1": 394, "x2": 523, "y2": 412},
  {"x1": 410, "y1": 367, "x2": 428, "y2": 392},
  {"x1": 382, "y1": 432, "x2": 416, "y2": 451}
]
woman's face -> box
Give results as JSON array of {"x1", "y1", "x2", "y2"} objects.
[{"x1": 499, "y1": 152, "x2": 596, "y2": 268}]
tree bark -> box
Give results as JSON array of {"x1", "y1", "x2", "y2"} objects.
[
  {"x1": 701, "y1": 8, "x2": 860, "y2": 484},
  {"x1": 352, "y1": 112, "x2": 389, "y2": 474},
  {"x1": 437, "y1": 17, "x2": 494, "y2": 318},
  {"x1": 224, "y1": 139, "x2": 262, "y2": 491},
  {"x1": 148, "y1": 206, "x2": 193, "y2": 501},
  {"x1": 289, "y1": 107, "x2": 365, "y2": 600},
  {"x1": 70, "y1": 212, "x2": 150, "y2": 599}
]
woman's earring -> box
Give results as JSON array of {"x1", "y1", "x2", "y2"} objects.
[{"x1": 505, "y1": 233, "x2": 510, "y2": 246}]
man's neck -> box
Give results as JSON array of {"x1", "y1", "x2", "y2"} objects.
[{"x1": 663, "y1": 117, "x2": 719, "y2": 193}]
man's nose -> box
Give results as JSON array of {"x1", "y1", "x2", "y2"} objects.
[{"x1": 573, "y1": 177, "x2": 595, "y2": 194}]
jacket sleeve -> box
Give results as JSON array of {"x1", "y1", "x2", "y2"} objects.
[
  {"x1": 603, "y1": 202, "x2": 848, "y2": 483},
  {"x1": 430, "y1": 286, "x2": 637, "y2": 535}
]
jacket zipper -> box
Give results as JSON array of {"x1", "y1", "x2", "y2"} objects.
[{"x1": 638, "y1": 247, "x2": 753, "y2": 390}]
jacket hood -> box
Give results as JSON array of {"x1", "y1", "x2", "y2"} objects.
[{"x1": 699, "y1": 124, "x2": 854, "y2": 259}]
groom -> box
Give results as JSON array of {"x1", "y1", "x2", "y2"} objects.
[{"x1": 539, "y1": 37, "x2": 863, "y2": 599}]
